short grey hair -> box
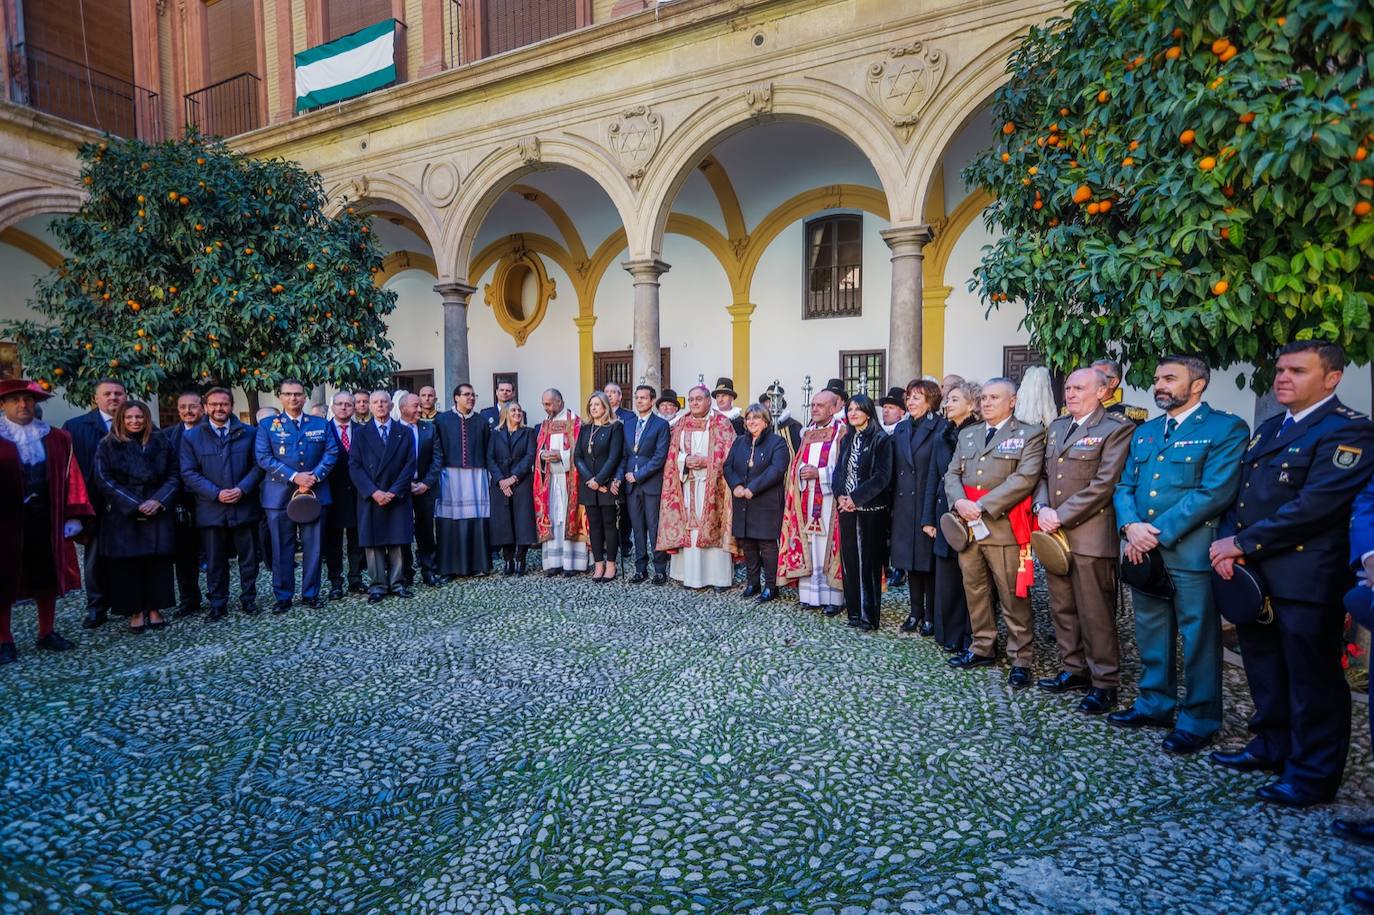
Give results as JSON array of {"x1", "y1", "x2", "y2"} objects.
[
  {"x1": 1090, "y1": 358, "x2": 1122, "y2": 381},
  {"x1": 742, "y1": 403, "x2": 770, "y2": 425}
]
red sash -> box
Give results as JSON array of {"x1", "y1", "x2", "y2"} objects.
[{"x1": 965, "y1": 485, "x2": 1038, "y2": 598}]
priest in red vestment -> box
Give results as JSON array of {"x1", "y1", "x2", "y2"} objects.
[{"x1": 657, "y1": 385, "x2": 738, "y2": 589}]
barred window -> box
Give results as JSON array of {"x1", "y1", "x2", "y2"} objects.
[
  {"x1": 804, "y1": 214, "x2": 862, "y2": 319},
  {"x1": 840, "y1": 351, "x2": 885, "y2": 402}
]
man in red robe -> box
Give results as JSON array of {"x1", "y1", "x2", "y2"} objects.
[
  {"x1": 658, "y1": 385, "x2": 737, "y2": 589},
  {"x1": 0, "y1": 379, "x2": 95, "y2": 665},
  {"x1": 534, "y1": 388, "x2": 588, "y2": 574}
]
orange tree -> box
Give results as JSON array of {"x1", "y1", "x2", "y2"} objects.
[
  {"x1": 5, "y1": 131, "x2": 397, "y2": 408},
  {"x1": 963, "y1": 0, "x2": 1373, "y2": 389}
]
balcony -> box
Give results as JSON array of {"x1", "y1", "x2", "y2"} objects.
[
  {"x1": 15, "y1": 43, "x2": 162, "y2": 141},
  {"x1": 185, "y1": 73, "x2": 263, "y2": 138}
]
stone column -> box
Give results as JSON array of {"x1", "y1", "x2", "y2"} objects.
[
  {"x1": 435, "y1": 281, "x2": 477, "y2": 401},
  {"x1": 622, "y1": 258, "x2": 670, "y2": 392},
  {"x1": 573, "y1": 313, "x2": 596, "y2": 405},
  {"x1": 726, "y1": 302, "x2": 756, "y2": 404},
  {"x1": 881, "y1": 225, "x2": 934, "y2": 387}
]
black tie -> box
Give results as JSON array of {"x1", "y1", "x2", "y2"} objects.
[
  {"x1": 218, "y1": 426, "x2": 227, "y2": 443},
  {"x1": 1067, "y1": 421, "x2": 1079, "y2": 438},
  {"x1": 1164, "y1": 417, "x2": 1178, "y2": 442},
  {"x1": 984, "y1": 426, "x2": 996, "y2": 446}
]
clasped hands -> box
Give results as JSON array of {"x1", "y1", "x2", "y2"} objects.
[
  {"x1": 731, "y1": 484, "x2": 755, "y2": 500},
  {"x1": 1121, "y1": 522, "x2": 1161, "y2": 565},
  {"x1": 497, "y1": 476, "x2": 517, "y2": 497},
  {"x1": 371, "y1": 490, "x2": 397, "y2": 506},
  {"x1": 953, "y1": 498, "x2": 982, "y2": 523},
  {"x1": 1208, "y1": 535, "x2": 1245, "y2": 580}
]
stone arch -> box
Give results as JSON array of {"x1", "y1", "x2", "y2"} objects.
[
  {"x1": 324, "y1": 173, "x2": 443, "y2": 253},
  {"x1": 633, "y1": 82, "x2": 908, "y2": 258},
  {"x1": 374, "y1": 249, "x2": 438, "y2": 286},
  {"x1": 0, "y1": 186, "x2": 84, "y2": 233},
  {"x1": 441, "y1": 136, "x2": 638, "y2": 282}
]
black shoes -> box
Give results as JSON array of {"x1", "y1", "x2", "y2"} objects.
[
  {"x1": 82, "y1": 608, "x2": 107, "y2": 629},
  {"x1": 545, "y1": 568, "x2": 563, "y2": 578},
  {"x1": 651, "y1": 573, "x2": 668, "y2": 585},
  {"x1": 1037, "y1": 671, "x2": 1091, "y2": 693},
  {"x1": 368, "y1": 592, "x2": 386, "y2": 604},
  {"x1": 240, "y1": 601, "x2": 260, "y2": 615},
  {"x1": 822, "y1": 605, "x2": 843, "y2": 617},
  {"x1": 900, "y1": 614, "x2": 919, "y2": 633},
  {"x1": 630, "y1": 572, "x2": 648, "y2": 583},
  {"x1": 1162, "y1": 729, "x2": 1211, "y2": 756},
  {"x1": 422, "y1": 572, "x2": 443, "y2": 586},
  {"x1": 888, "y1": 569, "x2": 907, "y2": 588},
  {"x1": 1333, "y1": 819, "x2": 1374, "y2": 846},
  {"x1": 756, "y1": 587, "x2": 776, "y2": 603},
  {"x1": 919, "y1": 620, "x2": 934, "y2": 637},
  {"x1": 328, "y1": 588, "x2": 344, "y2": 601},
  {"x1": 1078, "y1": 687, "x2": 1117, "y2": 714},
  {"x1": 273, "y1": 600, "x2": 291, "y2": 615},
  {"x1": 1008, "y1": 666, "x2": 1032, "y2": 689},
  {"x1": 1210, "y1": 748, "x2": 1284, "y2": 774},
  {"x1": 304, "y1": 597, "x2": 325, "y2": 610},
  {"x1": 394, "y1": 587, "x2": 414, "y2": 599},
  {"x1": 948, "y1": 650, "x2": 997, "y2": 669},
  {"x1": 348, "y1": 582, "x2": 369, "y2": 594},
  {"x1": 36, "y1": 632, "x2": 75, "y2": 652},
  {"x1": 846, "y1": 616, "x2": 863, "y2": 628},
  {"x1": 1106, "y1": 708, "x2": 1174, "y2": 730},
  {"x1": 208, "y1": 607, "x2": 227, "y2": 622},
  {"x1": 174, "y1": 603, "x2": 201, "y2": 619},
  {"x1": 0, "y1": 642, "x2": 15, "y2": 665},
  {"x1": 741, "y1": 583, "x2": 761, "y2": 598},
  {"x1": 1255, "y1": 781, "x2": 1333, "y2": 808},
  {"x1": 1348, "y1": 887, "x2": 1374, "y2": 912}
]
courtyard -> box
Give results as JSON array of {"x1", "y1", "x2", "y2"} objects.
[{"x1": 1, "y1": 571, "x2": 1371, "y2": 914}]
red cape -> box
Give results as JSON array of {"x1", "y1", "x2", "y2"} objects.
[{"x1": 0, "y1": 425, "x2": 94, "y2": 603}]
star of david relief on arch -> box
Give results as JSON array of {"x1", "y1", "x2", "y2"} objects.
[
  {"x1": 606, "y1": 106, "x2": 663, "y2": 189},
  {"x1": 866, "y1": 41, "x2": 948, "y2": 136}
]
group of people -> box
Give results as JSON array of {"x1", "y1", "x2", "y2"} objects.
[{"x1": 4, "y1": 346, "x2": 1374, "y2": 828}]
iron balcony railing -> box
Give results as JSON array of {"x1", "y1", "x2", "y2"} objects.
[
  {"x1": 16, "y1": 43, "x2": 162, "y2": 140},
  {"x1": 185, "y1": 72, "x2": 262, "y2": 138}
]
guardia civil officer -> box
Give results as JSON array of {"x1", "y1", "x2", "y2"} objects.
[{"x1": 1209, "y1": 341, "x2": 1374, "y2": 806}]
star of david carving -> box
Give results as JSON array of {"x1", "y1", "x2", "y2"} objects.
[{"x1": 886, "y1": 63, "x2": 928, "y2": 107}]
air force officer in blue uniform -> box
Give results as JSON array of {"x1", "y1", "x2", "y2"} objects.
[
  {"x1": 1111, "y1": 354, "x2": 1249, "y2": 755},
  {"x1": 254, "y1": 378, "x2": 338, "y2": 612},
  {"x1": 1210, "y1": 341, "x2": 1374, "y2": 807}
]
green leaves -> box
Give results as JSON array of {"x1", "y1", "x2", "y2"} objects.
[
  {"x1": 963, "y1": 0, "x2": 1374, "y2": 390},
  {"x1": 3, "y1": 131, "x2": 399, "y2": 404}
]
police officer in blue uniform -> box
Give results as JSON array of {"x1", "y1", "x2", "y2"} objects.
[
  {"x1": 1209, "y1": 341, "x2": 1374, "y2": 807},
  {"x1": 254, "y1": 378, "x2": 339, "y2": 613},
  {"x1": 1110, "y1": 354, "x2": 1249, "y2": 755}
]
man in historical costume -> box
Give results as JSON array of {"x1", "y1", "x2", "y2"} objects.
[
  {"x1": 0, "y1": 380, "x2": 95, "y2": 665},
  {"x1": 63, "y1": 377, "x2": 125, "y2": 629},
  {"x1": 712, "y1": 377, "x2": 747, "y2": 436},
  {"x1": 758, "y1": 386, "x2": 803, "y2": 456},
  {"x1": 778, "y1": 389, "x2": 847, "y2": 615},
  {"x1": 162, "y1": 389, "x2": 206, "y2": 617},
  {"x1": 659, "y1": 385, "x2": 738, "y2": 589},
  {"x1": 432, "y1": 383, "x2": 493, "y2": 577},
  {"x1": 417, "y1": 385, "x2": 439, "y2": 422},
  {"x1": 397, "y1": 393, "x2": 442, "y2": 587},
  {"x1": 479, "y1": 380, "x2": 517, "y2": 429},
  {"x1": 1092, "y1": 358, "x2": 1149, "y2": 424},
  {"x1": 350, "y1": 391, "x2": 418, "y2": 603},
  {"x1": 534, "y1": 388, "x2": 588, "y2": 575},
  {"x1": 879, "y1": 387, "x2": 906, "y2": 435},
  {"x1": 656, "y1": 388, "x2": 682, "y2": 425}
]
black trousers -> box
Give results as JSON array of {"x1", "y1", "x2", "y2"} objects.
[
  {"x1": 82, "y1": 515, "x2": 108, "y2": 611},
  {"x1": 202, "y1": 522, "x2": 258, "y2": 611},
  {"x1": 933, "y1": 553, "x2": 972, "y2": 650},
  {"x1": 324, "y1": 524, "x2": 365, "y2": 590},
  {"x1": 739, "y1": 537, "x2": 778, "y2": 588},
  {"x1": 1238, "y1": 596, "x2": 1352, "y2": 797},
  {"x1": 616, "y1": 491, "x2": 633, "y2": 557},
  {"x1": 404, "y1": 494, "x2": 437, "y2": 584},
  {"x1": 907, "y1": 570, "x2": 935, "y2": 625},
  {"x1": 585, "y1": 503, "x2": 619, "y2": 562},
  {"x1": 366, "y1": 545, "x2": 406, "y2": 595},
  {"x1": 172, "y1": 510, "x2": 202, "y2": 608},
  {"x1": 627, "y1": 485, "x2": 667, "y2": 575},
  {"x1": 839, "y1": 509, "x2": 888, "y2": 627}
]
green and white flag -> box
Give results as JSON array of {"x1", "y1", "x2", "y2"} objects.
[{"x1": 295, "y1": 19, "x2": 396, "y2": 111}]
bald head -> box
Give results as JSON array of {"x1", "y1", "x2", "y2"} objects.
[{"x1": 810, "y1": 389, "x2": 842, "y2": 424}]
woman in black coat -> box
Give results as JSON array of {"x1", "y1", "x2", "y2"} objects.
[
  {"x1": 833, "y1": 394, "x2": 894, "y2": 631},
  {"x1": 94, "y1": 400, "x2": 178, "y2": 632},
  {"x1": 723, "y1": 405, "x2": 790, "y2": 601},
  {"x1": 488, "y1": 403, "x2": 538, "y2": 575},
  {"x1": 575, "y1": 392, "x2": 625, "y2": 581},
  {"x1": 922, "y1": 380, "x2": 981, "y2": 652},
  {"x1": 888, "y1": 379, "x2": 947, "y2": 636}
]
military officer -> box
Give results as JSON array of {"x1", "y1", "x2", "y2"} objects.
[
  {"x1": 944, "y1": 377, "x2": 1046, "y2": 687},
  {"x1": 1033, "y1": 367, "x2": 1134, "y2": 714},
  {"x1": 1209, "y1": 341, "x2": 1374, "y2": 807},
  {"x1": 1092, "y1": 358, "x2": 1150, "y2": 424},
  {"x1": 254, "y1": 378, "x2": 339, "y2": 613},
  {"x1": 1110, "y1": 354, "x2": 1249, "y2": 755}
]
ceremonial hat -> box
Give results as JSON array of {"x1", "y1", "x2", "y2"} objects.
[
  {"x1": 939, "y1": 511, "x2": 973, "y2": 553},
  {"x1": 0, "y1": 379, "x2": 53, "y2": 402},
  {"x1": 656, "y1": 388, "x2": 680, "y2": 409},
  {"x1": 823, "y1": 378, "x2": 849, "y2": 401},
  {"x1": 1211, "y1": 561, "x2": 1272, "y2": 625},
  {"x1": 712, "y1": 377, "x2": 737, "y2": 398},
  {"x1": 286, "y1": 489, "x2": 322, "y2": 524},
  {"x1": 1344, "y1": 584, "x2": 1374, "y2": 633},
  {"x1": 1031, "y1": 529, "x2": 1072, "y2": 577},
  {"x1": 879, "y1": 386, "x2": 906, "y2": 409},
  {"x1": 1119, "y1": 546, "x2": 1174, "y2": 599}
]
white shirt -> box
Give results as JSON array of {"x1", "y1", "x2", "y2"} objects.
[
  {"x1": 1165, "y1": 402, "x2": 1203, "y2": 428},
  {"x1": 1285, "y1": 394, "x2": 1335, "y2": 425},
  {"x1": 100, "y1": 411, "x2": 113, "y2": 431}
]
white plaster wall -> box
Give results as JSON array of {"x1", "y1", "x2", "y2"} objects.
[
  {"x1": 0, "y1": 236, "x2": 84, "y2": 426},
  {"x1": 939, "y1": 105, "x2": 994, "y2": 208},
  {"x1": 380, "y1": 267, "x2": 446, "y2": 386},
  {"x1": 941, "y1": 217, "x2": 1029, "y2": 386}
]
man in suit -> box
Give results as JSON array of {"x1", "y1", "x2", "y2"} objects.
[
  {"x1": 1110, "y1": 354, "x2": 1249, "y2": 755},
  {"x1": 616, "y1": 384, "x2": 671, "y2": 583},
  {"x1": 63, "y1": 377, "x2": 126, "y2": 629},
  {"x1": 479, "y1": 380, "x2": 516, "y2": 429},
  {"x1": 322, "y1": 391, "x2": 365, "y2": 600},
  {"x1": 397, "y1": 392, "x2": 442, "y2": 586},
  {"x1": 179, "y1": 387, "x2": 263, "y2": 620},
  {"x1": 349, "y1": 390, "x2": 417, "y2": 603},
  {"x1": 1033, "y1": 367, "x2": 1134, "y2": 713},
  {"x1": 1209, "y1": 341, "x2": 1374, "y2": 805},
  {"x1": 254, "y1": 378, "x2": 338, "y2": 613},
  {"x1": 944, "y1": 378, "x2": 1047, "y2": 686},
  {"x1": 604, "y1": 382, "x2": 637, "y2": 560},
  {"x1": 163, "y1": 389, "x2": 205, "y2": 617}
]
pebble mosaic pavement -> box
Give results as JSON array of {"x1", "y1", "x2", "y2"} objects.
[{"x1": 2, "y1": 558, "x2": 1373, "y2": 914}]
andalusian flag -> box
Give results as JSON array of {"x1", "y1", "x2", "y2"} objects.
[{"x1": 295, "y1": 19, "x2": 396, "y2": 111}]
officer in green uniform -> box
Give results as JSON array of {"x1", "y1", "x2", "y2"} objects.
[{"x1": 1110, "y1": 354, "x2": 1249, "y2": 755}]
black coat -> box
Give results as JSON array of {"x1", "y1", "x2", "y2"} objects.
[
  {"x1": 348, "y1": 421, "x2": 416, "y2": 547},
  {"x1": 410, "y1": 420, "x2": 440, "y2": 502},
  {"x1": 723, "y1": 428, "x2": 790, "y2": 540},
  {"x1": 924, "y1": 416, "x2": 978, "y2": 558},
  {"x1": 178, "y1": 419, "x2": 263, "y2": 527},
  {"x1": 888, "y1": 412, "x2": 946, "y2": 572},
  {"x1": 575, "y1": 422, "x2": 624, "y2": 506},
  {"x1": 488, "y1": 425, "x2": 537, "y2": 546},
  {"x1": 833, "y1": 425, "x2": 894, "y2": 509},
  {"x1": 324, "y1": 420, "x2": 361, "y2": 529},
  {"x1": 63, "y1": 409, "x2": 110, "y2": 514},
  {"x1": 94, "y1": 434, "x2": 179, "y2": 558},
  {"x1": 162, "y1": 422, "x2": 203, "y2": 518}
]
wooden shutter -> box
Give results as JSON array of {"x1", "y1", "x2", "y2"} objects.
[
  {"x1": 484, "y1": 0, "x2": 578, "y2": 56},
  {"x1": 327, "y1": 0, "x2": 393, "y2": 40},
  {"x1": 206, "y1": 0, "x2": 259, "y2": 83}
]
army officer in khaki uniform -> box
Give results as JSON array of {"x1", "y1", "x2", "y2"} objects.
[
  {"x1": 944, "y1": 377, "x2": 1046, "y2": 687},
  {"x1": 1033, "y1": 367, "x2": 1134, "y2": 714}
]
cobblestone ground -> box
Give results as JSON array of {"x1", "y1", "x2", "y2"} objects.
[{"x1": 2, "y1": 558, "x2": 1372, "y2": 914}]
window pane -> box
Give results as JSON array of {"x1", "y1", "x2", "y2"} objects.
[{"x1": 804, "y1": 216, "x2": 863, "y2": 319}]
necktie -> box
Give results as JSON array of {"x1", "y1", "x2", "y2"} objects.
[
  {"x1": 1067, "y1": 421, "x2": 1079, "y2": 438},
  {"x1": 340, "y1": 423, "x2": 350, "y2": 451},
  {"x1": 217, "y1": 426, "x2": 227, "y2": 443},
  {"x1": 1164, "y1": 417, "x2": 1178, "y2": 442},
  {"x1": 1278, "y1": 416, "x2": 1295, "y2": 438},
  {"x1": 984, "y1": 426, "x2": 996, "y2": 446},
  {"x1": 379, "y1": 423, "x2": 388, "y2": 441}
]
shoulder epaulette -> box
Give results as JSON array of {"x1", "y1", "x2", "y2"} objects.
[
  {"x1": 1102, "y1": 411, "x2": 1131, "y2": 424},
  {"x1": 1334, "y1": 405, "x2": 1368, "y2": 421},
  {"x1": 1124, "y1": 405, "x2": 1149, "y2": 421}
]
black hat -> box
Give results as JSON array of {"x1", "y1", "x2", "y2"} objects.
[
  {"x1": 758, "y1": 385, "x2": 787, "y2": 410},
  {"x1": 1211, "y1": 562, "x2": 1272, "y2": 625},
  {"x1": 712, "y1": 377, "x2": 737, "y2": 398},
  {"x1": 879, "y1": 386, "x2": 906, "y2": 408},
  {"x1": 1119, "y1": 546, "x2": 1175, "y2": 600},
  {"x1": 1345, "y1": 584, "x2": 1374, "y2": 633},
  {"x1": 657, "y1": 388, "x2": 680, "y2": 409},
  {"x1": 823, "y1": 378, "x2": 849, "y2": 401}
]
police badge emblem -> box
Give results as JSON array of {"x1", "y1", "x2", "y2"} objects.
[{"x1": 1335, "y1": 445, "x2": 1362, "y2": 469}]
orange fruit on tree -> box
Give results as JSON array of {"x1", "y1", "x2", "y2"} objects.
[
  {"x1": 133, "y1": 343, "x2": 142, "y2": 353},
  {"x1": 1098, "y1": 199, "x2": 1112, "y2": 213},
  {"x1": 53, "y1": 367, "x2": 64, "y2": 377},
  {"x1": 1165, "y1": 46, "x2": 1181, "y2": 60},
  {"x1": 196, "y1": 157, "x2": 206, "y2": 166},
  {"x1": 1072, "y1": 184, "x2": 1093, "y2": 204},
  {"x1": 109, "y1": 359, "x2": 119, "y2": 368},
  {"x1": 1199, "y1": 156, "x2": 1217, "y2": 171},
  {"x1": 1059, "y1": 107, "x2": 1069, "y2": 116},
  {"x1": 1022, "y1": 177, "x2": 1032, "y2": 186},
  {"x1": 1220, "y1": 227, "x2": 1230, "y2": 240},
  {"x1": 1360, "y1": 178, "x2": 1374, "y2": 188},
  {"x1": 1032, "y1": 200, "x2": 1044, "y2": 210},
  {"x1": 1002, "y1": 121, "x2": 1016, "y2": 135},
  {"x1": 1087, "y1": 201, "x2": 1101, "y2": 215},
  {"x1": 1048, "y1": 217, "x2": 1060, "y2": 227},
  {"x1": 1000, "y1": 152, "x2": 1010, "y2": 163},
  {"x1": 1212, "y1": 279, "x2": 1229, "y2": 295},
  {"x1": 1211, "y1": 38, "x2": 1231, "y2": 55},
  {"x1": 1276, "y1": 17, "x2": 1286, "y2": 26},
  {"x1": 1356, "y1": 201, "x2": 1372, "y2": 217},
  {"x1": 1028, "y1": 166, "x2": 1038, "y2": 175},
  {"x1": 1239, "y1": 112, "x2": 1255, "y2": 124},
  {"x1": 1097, "y1": 90, "x2": 1110, "y2": 103},
  {"x1": 1355, "y1": 147, "x2": 1369, "y2": 162},
  {"x1": 1122, "y1": 157, "x2": 1135, "y2": 167},
  {"x1": 1128, "y1": 140, "x2": 1140, "y2": 151},
  {"x1": 1171, "y1": 27, "x2": 1184, "y2": 38},
  {"x1": 1219, "y1": 46, "x2": 1238, "y2": 62},
  {"x1": 1179, "y1": 129, "x2": 1196, "y2": 145}
]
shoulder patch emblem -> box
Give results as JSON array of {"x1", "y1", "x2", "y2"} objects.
[{"x1": 1335, "y1": 445, "x2": 1362, "y2": 469}]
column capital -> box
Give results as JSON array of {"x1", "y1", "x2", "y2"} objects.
[
  {"x1": 622, "y1": 258, "x2": 671, "y2": 284},
  {"x1": 435, "y1": 281, "x2": 478, "y2": 304},
  {"x1": 880, "y1": 224, "x2": 935, "y2": 255},
  {"x1": 726, "y1": 302, "x2": 756, "y2": 321},
  {"x1": 573, "y1": 313, "x2": 597, "y2": 331}
]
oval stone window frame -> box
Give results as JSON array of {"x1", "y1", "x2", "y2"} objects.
[{"x1": 483, "y1": 249, "x2": 556, "y2": 346}]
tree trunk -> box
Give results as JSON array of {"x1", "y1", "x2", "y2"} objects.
[{"x1": 245, "y1": 389, "x2": 261, "y2": 418}]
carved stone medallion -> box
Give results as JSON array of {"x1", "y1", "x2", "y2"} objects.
[
  {"x1": 422, "y1": 161, "x2": 460, "y2": 208},
  {"x1": 867, "y1": 42, "x2": 947, "y2": 132},
  {"x1": 607, "y1": 105, "x2": 663, "y2": 187}
]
